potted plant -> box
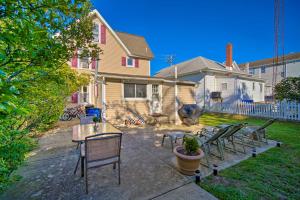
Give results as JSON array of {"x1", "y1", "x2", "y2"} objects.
[
  {"x1": 93, "y1": 116, "x2": 100, "y2": 130},
  {"x1": 173, "y1": 136, "x2": 204, "y2": 176}
]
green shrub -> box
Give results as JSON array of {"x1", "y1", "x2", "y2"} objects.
[{"x1": 183, "y1": 137, "x2": 200, "y2": 155}]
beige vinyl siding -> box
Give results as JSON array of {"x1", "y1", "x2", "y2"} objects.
[
  {"x1": 177, "y1": 85, "x2": 195, "y2": 105},
  {"x1": 162, "y1": 83, "x2": 176, "y2": 122},
  {"x1": 104, "y1": 78, "x2": 150, "y2": 121},
  {"x1": 92, "y1": 18, "x2": 150, "y2": 76}
]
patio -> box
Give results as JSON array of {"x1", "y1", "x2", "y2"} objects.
[{"x1": 0, "y1": 124, "x2": 276, "y2": 200}]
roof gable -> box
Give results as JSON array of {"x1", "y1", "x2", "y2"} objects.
[{"x1": 91, "y1": 9, "x2": 154, "y2": 60}]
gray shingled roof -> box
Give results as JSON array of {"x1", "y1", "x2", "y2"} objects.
[
  {"x1": 239, "y1": 52, "x2": 300, "y2": 68},
  {"x1": 155, "y1": 56, "x2": 240, "y2": 77},
  {"x1": 115, "y1": 31, "x2": 154, "y2": 59}
]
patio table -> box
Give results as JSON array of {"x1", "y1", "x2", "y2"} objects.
[{"x1": 72, "y1": 123, "x2": 122, "y2": 142}]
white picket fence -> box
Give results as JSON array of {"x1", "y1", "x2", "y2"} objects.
[{"x1": 206, "y1": 101, "x2": 300, "y2": 121}]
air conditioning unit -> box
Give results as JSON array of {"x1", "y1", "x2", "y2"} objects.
[{"x1": 211, "y1": 92, "x2": 222, "y2": 99}]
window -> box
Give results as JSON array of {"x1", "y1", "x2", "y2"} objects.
[
  {"x1": 136, "y1": 84, "x2": 147, "y2": 98},
  {"x1": 259, "y1": 83, "x2": 263, "y2": 93},
  {"x1": 249, "y1": 68, "x2": 255, "y2": 75},
  {"x1": 281, "y1": 71, "x2": 285, "y2": 78},
  {"x1": 127, "y1": 58, "x2": 133, "y2": 67},
  {"x1": 124, "y1": 83, "x2": 147, "y2": 98},
  {"x1": 80, "y1": 56, "x2": 89, "y2": 69},
  {"x1": 92, "y1": 23, "x2": 99, "y2": 42},
  {"x1": 242, "y1": 82, "x2": 247, "y2": 91},
  {"x1": 152, "y1": 85, "x2": 159, "y2": 94},
  {"x1": 261, "y1": 66, "x2": 266, "y2": 73},
  {"x1": 124, "y1": 83, "x2": 135, "y2": 98},
  {"x1": 221, "y1": 83, "x2": 227, "y2": 90},
  {"x1": 252, "y1": 82, "x2": 255, "y2": 91}
]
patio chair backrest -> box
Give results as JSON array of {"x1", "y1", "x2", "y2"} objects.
[
  {"x1": 221, "y1": 123, "x2": 247, "y2": 138},
  {"x1": 205, "y1": 125, "x2": 233, "y2": 143},
  {"x1": 256, "y1": 118, "x2": 277, "y2": 132},
  {"x1": 85, "y1": 133, "x2": 122, "y2": 163}
]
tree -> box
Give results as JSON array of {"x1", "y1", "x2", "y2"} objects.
[
  {"x1": 274, "y1": 77, "x2": 300, "y2": 102},
  {"x1": 0, "y1": 0, "x2": 101, "y2": 190}
]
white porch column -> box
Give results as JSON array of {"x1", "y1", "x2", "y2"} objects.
[
  {"x1": 174, "y1": 65, "x2": 179, "y2": 124},
  {"x1": 101, "y1": 77, "x2": 106, "y2": 122}
]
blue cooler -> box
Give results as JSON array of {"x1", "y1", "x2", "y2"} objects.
[{"x1": 86, "y1": 108, "x2": 101, "y2": 119}]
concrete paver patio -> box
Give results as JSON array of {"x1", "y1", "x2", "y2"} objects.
[{"x1": 0, "y1": 124, "x2": 276, "y2": 200}]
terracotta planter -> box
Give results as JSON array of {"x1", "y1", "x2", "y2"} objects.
[{"x1": 173, "y1": 146, "x2": 204, "y2": 176}]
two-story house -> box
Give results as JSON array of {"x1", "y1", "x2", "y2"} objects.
[
  {"x1": 239, "y1": 52, "x2": 300, "y2": 100},
  {"x1": 155, "y1": 44, "x2": 265, "y2": 108},
  {"x1": 69, "y1": 9, "x2": 195, "y2": 123}
]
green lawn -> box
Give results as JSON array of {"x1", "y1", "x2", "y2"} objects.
[{"x1": 198, "y1": 113, "x2": 300, "y2": 200}]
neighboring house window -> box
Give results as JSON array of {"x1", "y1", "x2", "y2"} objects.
[
  {"x1": 221, "y1": 83, "x2": 227, "y2": 90},
  {"x1": 124, "y1": 83, "x2": 147, "y2": 99},
  {"x1": 242, "y1": 82, "x2": 247, "y2": 92},
  {"x1": 259, "y1": 83, "x2": 263, "y2": 93},
  {"x1": 261, "y1": 66, "x2": 266, "y2": 73},
  {"x1": 252, "y1": 82, "x2": 255, "y2": 91},
  {"x1": 249, "y1": 68, "x2": 255, "y2": 75},
  {"x1": 92, "y1": 23, "x2": 99, "y2": 42}
]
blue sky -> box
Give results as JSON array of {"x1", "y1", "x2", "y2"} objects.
[{"x1": 92, "y1": 0, "x2": 300, "y2": 75}]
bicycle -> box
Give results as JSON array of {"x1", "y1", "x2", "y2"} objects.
[{"x1": 60, "y1": 105, "x2": 86, "y2": 121}]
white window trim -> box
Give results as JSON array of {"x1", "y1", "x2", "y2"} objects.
[
  {"x1": 92, "y1": 22, "x2": 100, "y2": 43},
  {"x1": 122, "y1": 83, "x2": 148, "y2": 101},
  {"x1": 77, "y1": 49, "x2": 91, "y2": 70},
  {"x1": 126, "y1": 57, "x2": 135, "y2": 68}
]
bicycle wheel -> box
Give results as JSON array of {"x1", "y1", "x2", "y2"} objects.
[{"x1": 60, "y1": 112, "x2": 70, "y2": 121}]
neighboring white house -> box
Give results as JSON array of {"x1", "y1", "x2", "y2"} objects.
[
  {"x1": 155, "y1": 44, "x2": 265, "y2": 107},
  {"x1": 239, "y1": 52, "x2": 300, "y2": 100}
]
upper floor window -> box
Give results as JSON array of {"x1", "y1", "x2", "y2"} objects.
[
  {"x1": 261, "y1": 66, "x2": 266, "y2": 73},
  {"x1": 249, "y1": 68, "x2": 255, "y2": 75},
  {"x1": 80, "y1": 56, "x2": 89, "y2": 69},
  {"x1": 127, "y1": 58, "x2": 133, "y2": 67},
  {"x1": 92, "y1": 23, "x2": 99, "y2": 42},
  {"x1": 124, "y1": 83, "x2": 147, "y2": 99},
  {"x1": 221, "y1": 83, "x2": 227, "y2": 90},
  {"x1": 121, "y1": 57, "x2": 139, "y2": 68}
]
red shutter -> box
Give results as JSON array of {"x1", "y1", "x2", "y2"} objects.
[
  {"x1": 91, "y1": 58, "x2": 96, "y2": 69},
  {"x1": 121, "y1": 57, "x2": 126, "y2": 66},
  {"x1": 71, "y1": 51, "x2": 78, "y2": 68},
  {"x1": 71, "y1": 92, "x2": 78, "y2": 103},
  {"x1": 135, "y1": 59, "x2": 139, "y2": 68},
  {"x1": 101, "y1": 25, "x2": 106, "y2": 44}
]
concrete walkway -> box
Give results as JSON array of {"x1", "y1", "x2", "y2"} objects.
[{"x1": 1, "y1": 124, "x2": 276, "y2": 200}]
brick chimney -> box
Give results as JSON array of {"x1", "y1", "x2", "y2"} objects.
[{"x1": 226, "y1": 43, "x2": 233, "y2": 69}]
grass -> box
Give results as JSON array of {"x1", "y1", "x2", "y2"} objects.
[{"x1": 198, "y1": 113, "x2": 300, "y2": 200}]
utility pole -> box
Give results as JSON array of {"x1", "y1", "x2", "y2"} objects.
[{"x1": 166, "y1": 55, "x2": 179, "y2": 124}]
